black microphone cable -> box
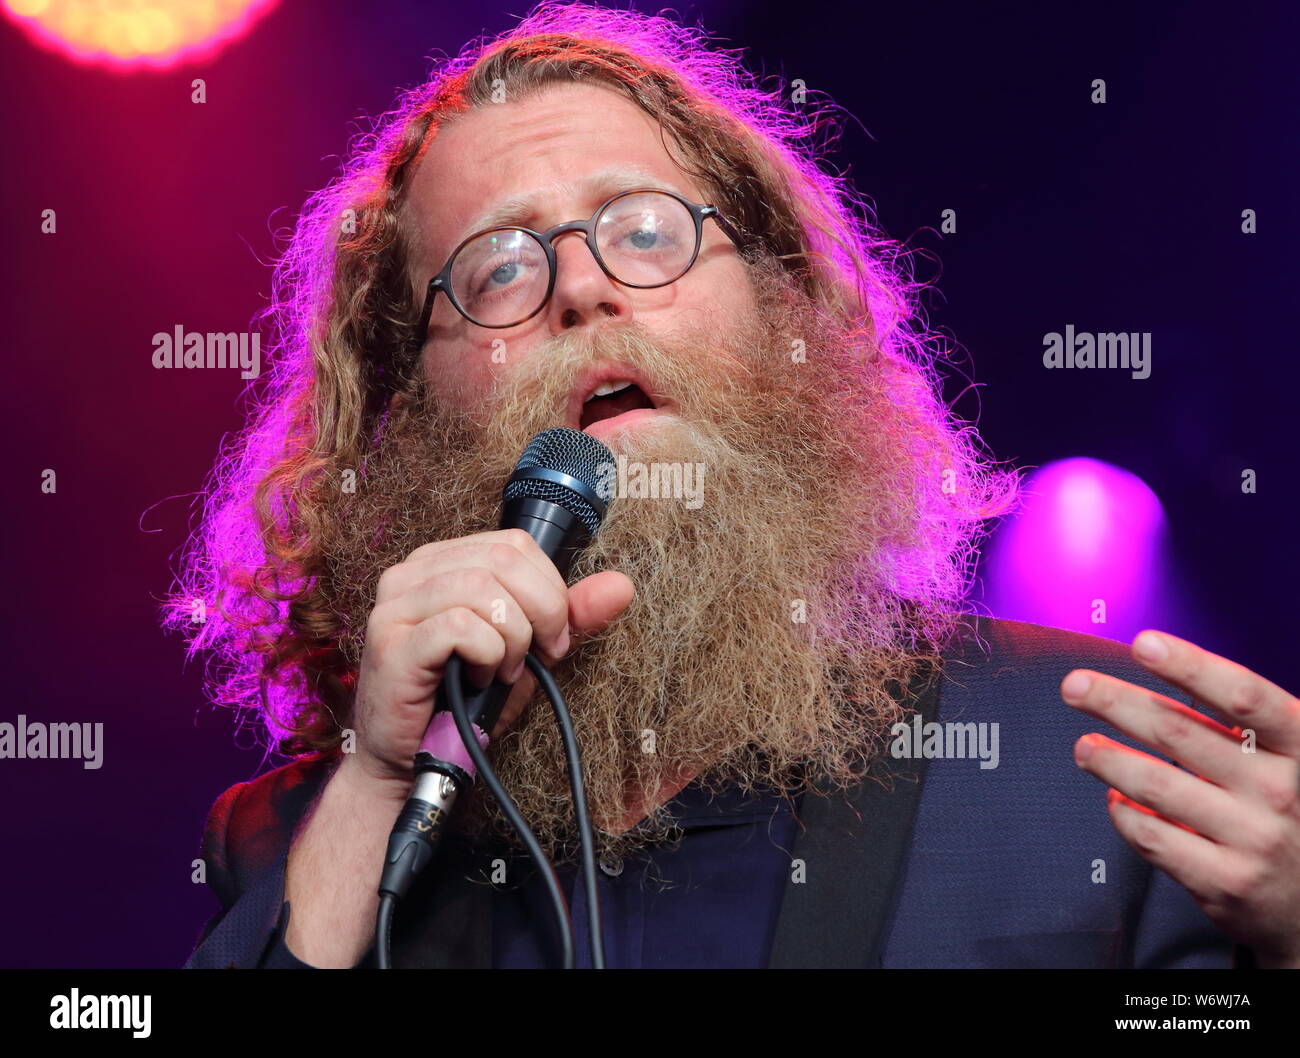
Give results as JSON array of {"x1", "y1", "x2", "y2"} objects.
[{"x1": 375, "y1": 649, "x2": 606, "y2": 969}]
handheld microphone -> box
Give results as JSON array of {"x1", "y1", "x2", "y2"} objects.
[{"x1": 378, "y1": 427, "x2": 615, "y2": 907}]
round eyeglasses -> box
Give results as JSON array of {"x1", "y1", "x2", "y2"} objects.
[{"x1": 411, "y1": 187, "x2": 741, "y2": 340}]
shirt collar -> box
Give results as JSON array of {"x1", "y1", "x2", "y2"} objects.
[{"x1": 637, "y1": 775, "x2": 799, "y2": 830}]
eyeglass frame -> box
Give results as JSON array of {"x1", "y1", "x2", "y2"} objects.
[{"x1": 409, "y1": 186, "x2": 743, "y2": 345}]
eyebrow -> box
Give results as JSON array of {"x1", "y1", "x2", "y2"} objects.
[{"x1": 450, "y1": 165, "x2": 685, "y2": 247}]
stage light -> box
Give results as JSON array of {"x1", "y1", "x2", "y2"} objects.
[
  {"x1": 2, "y1": 0, "x2": 278, "y2": 70},
  {"x1": 981, "y1": 458, "x2": 1169, "y2": 641}
]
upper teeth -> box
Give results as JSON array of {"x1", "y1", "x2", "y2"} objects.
[{"x1": 585, "y1": 379, "x2": 635, "y2": 402}]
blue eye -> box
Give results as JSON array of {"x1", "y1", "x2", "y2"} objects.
[
  {"x1": 488, "y1": 261, "x2": 521, "y2": 287},
  {"x1": 627, "y1": 229, "x2": 660, "y2": 250}
]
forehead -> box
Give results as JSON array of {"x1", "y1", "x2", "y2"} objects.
[{"x1": 404, "y1": 81, "x2": 710, "y2": 276}]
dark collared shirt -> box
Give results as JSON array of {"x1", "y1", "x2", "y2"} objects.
[{"x1": 259, "y1": 780, "x2": 801, "y2": 969}]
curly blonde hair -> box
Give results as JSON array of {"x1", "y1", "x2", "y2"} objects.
[{"x1": 165, "y1": 2, "x2": 1015, "y2": 755}]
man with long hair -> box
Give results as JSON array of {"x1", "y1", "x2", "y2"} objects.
[{"x1": 176, "y1": 4, "x2": 1300, "y2": 968}]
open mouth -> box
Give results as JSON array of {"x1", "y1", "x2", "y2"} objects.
[{"x1": 578, "y1": 379, "x2": 658, "y2": 431}]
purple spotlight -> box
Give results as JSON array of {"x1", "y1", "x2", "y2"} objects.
[{"x1": 981, "y1": 458, "x2": 1168, "y2": 641}]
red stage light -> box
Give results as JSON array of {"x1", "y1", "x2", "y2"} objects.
[{"x1": 3, "y1": 0, "x2": 278, "y2": 70}]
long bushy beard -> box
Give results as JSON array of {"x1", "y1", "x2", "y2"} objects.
[{"x1": 320, "y1": 256, "x2": 952, "y2": 862}]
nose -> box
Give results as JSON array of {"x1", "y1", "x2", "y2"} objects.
[{"x1": 545, "y1": 230, "x2": 632, "y2": 333}]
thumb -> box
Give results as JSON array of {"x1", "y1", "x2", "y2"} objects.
[{"x1": 565, "y1": 569, "x2": 635, "y2": 646}]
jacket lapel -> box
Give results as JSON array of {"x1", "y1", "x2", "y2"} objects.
[
  {"x1": 403, "y1": 660, "x2": 942, "y2": 969},
  {"x1": 768, "y1": 662, "x2": 942, "y2": 968}
]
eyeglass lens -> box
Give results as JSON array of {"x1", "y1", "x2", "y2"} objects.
[{"x1": 447, "y1": 191, "x2": 697, "y2": 326}]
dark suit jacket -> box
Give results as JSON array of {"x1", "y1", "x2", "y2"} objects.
[{"x1": 184, "y1": 617, "x2": 1240, "y2": 968}]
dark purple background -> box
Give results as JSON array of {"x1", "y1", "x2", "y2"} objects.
[{"x1": 1, "y1": 0, "x2": 1295, "y2": 967}]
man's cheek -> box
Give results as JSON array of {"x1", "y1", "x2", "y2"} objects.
[{"x1": 425, "y1": 344, "x2": 488, "y2": 402}]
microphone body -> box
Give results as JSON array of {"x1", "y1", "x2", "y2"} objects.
[{"x1": 378, "y1": 429, "x2": 613, "y2": 904}]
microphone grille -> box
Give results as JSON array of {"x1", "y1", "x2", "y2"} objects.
[{"x1": 503, "y1": 427, "x2": 615, "y2": 535}]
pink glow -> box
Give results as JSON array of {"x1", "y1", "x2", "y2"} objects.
[{"x1": 983, "y1": 458, "x2": 1168, "y2": 640}]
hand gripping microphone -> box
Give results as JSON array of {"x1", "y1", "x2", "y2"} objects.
[{"x1": 378, "y1": 427, "x2": 615, "y2": 909}]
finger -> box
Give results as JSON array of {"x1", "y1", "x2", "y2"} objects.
[
  {"x1": 405, "y1": 530, "x2": 569, "y2": 605},
  {"x1": 378, "y1": 568, "x2": 538, "y2": 685},
  {"x1": 1131, "y1": 630, "x2": 1300, "y2": 756},
  {"x1": 565, "y1": 570, "x2": 635, "y2": 644},
  {"x1": 395, "y1": 606, "x2": 510, "y2": 693},
  {"x1": 387, "y1": 552, "x2": 571, "y2": 661},
  {"x1": 402, "y1": 529, "x2": 503, "y2": 568},
  {"x1": 1075, "y1": 734, "x2": 1247, "y2": 846},
  {"x1": 383, "y1": 531, "x2": 503, "y2": 601},
  {"x1": 1104, "y1": 788, "x2": 1246, "y2": 910},
  {"x1": 1062, "y1": 669, "x2": 1261, "y2": 790}
]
